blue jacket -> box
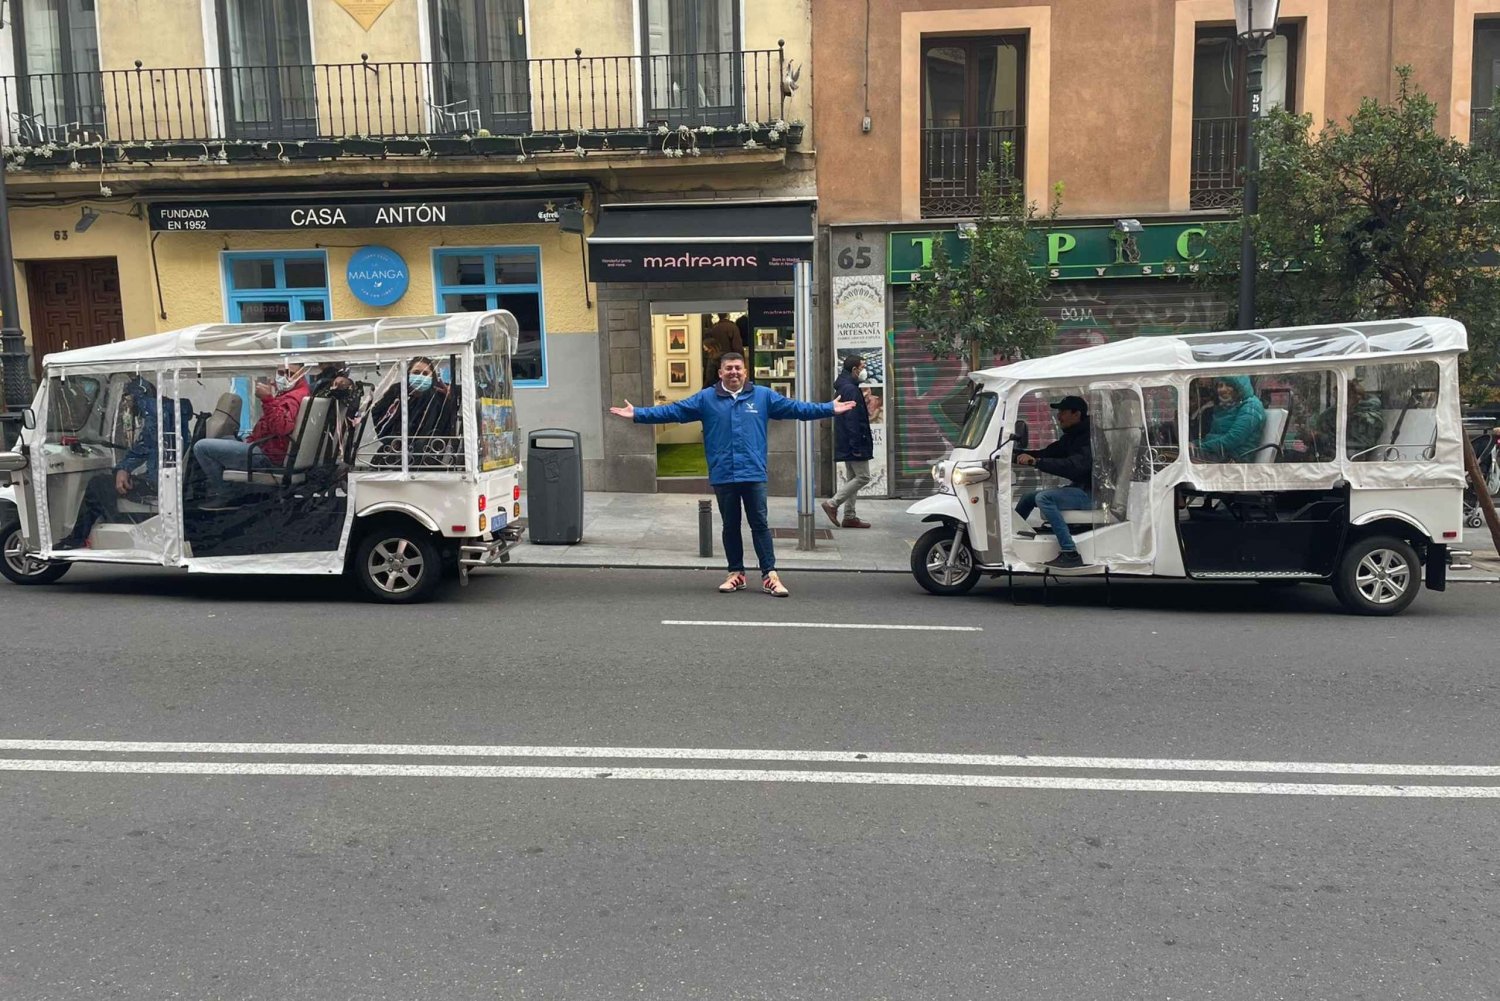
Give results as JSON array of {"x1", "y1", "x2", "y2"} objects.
[
  {"x1": 1195, "y1": 375, "x2": 1266, "y2": 461},
  {"x1": 114, "y1": 378, "x2": 193, "y2": 489},
  {"x1": 833, "y1": 372, "x2": 874, "y2": 462},
  {"x1": 634, "y1": 382, "x2": 834, "y2": 484}
]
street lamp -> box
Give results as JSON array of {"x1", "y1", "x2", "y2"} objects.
[{"x1": 1234, "y1": 0, "x2": 1281, "y2": 329}]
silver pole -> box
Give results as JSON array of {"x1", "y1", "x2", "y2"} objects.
[{"x1": 794, "y1": 260, "x2": 815, "y2": 551}]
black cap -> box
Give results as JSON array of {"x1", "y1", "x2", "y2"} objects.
[{"x1": 1051, "y1": 395, "x2": 1089, "y2": 414}]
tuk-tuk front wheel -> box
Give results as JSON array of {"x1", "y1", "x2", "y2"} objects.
[
  {"x1": 912, "y1": 525, "x2": 981, "y2": 596},
  {"x1": 0, "y1": 519, "x2": 72, "y2": 586},
  {"x1": 352, "y1": 524, "x2": 443, "y2": 604},
  {"x1": 1332, "y1": 534, "x2": 1420, "y2": 616}
]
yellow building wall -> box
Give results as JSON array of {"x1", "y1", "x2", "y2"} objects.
[{"x1": 151, "y1": 223, "x2": 594, "y2": 335}]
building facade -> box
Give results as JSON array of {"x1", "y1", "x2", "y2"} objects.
[
  {"x1": 814, "y1": 0, "x2": 1497, "y2": 495},
  {"x1": 2, "y1": 0, "x2": 814, "y2": 490}
]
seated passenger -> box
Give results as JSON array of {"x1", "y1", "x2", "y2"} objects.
[
  {"x1": 191, "y1": 364, "x2": 310, "y2": 507},
  {"x1": 1308, "y1": 377, "x2": 1384, "y2": 461},
  {"x1": 55, "y1": 376, "x2": 188, "y2": 549},
  {"x1": 1191, "y1": 376, "x2": 1266, "y2": 462},
  {"x1": 371, "y1": 358, "x2": 457, "y2": 461},
  {"x1": 1014, "y1": 395, "x2": 1094, "y2": 571}
]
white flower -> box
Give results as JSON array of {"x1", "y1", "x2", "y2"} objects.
[
  {"x1": 701, "y1": 125, "x2": 717, "y2": 135},
  {"x1": 198, "y1": 154, "x2": 210, "y2": 163},
  {"x1": 689, "y1": 147, "x2": 701, "y2": 157},
  {"x1": 574, "y1": 146, "x2": 587, "y2": 157},
  {"x1": 743, "y1": 139, "x2": 759, "y2": 149},
  {"x1": 68, "y1": 160, "x2": 82, "y2": 170},
  {"x1": 767, "y1": 129, "x2": 780, "y2": 141},
  {"x1": 678, "y1": 124, "x2": 690, "y2": 133},
  {"x1": 99, "y1": 185, "x2": 112, "y2": 197},
  {"x1": 657, "y1": 125, "x2": 669, "y2": 135},
  {"x1": 515, "y1": 154, "x2": 526, "y2": 163}
]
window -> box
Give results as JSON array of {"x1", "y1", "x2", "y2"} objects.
[
  {"x1": 642, "y1": 0, "x2": 741, "y2": 127},
  {"x1": 7, "y1": 0, "x2": 103, "y2": 143},
  {"x1": 1346, "y1": 362, "x2": 1441, "y2": 463},
  {"x1": 1189, "y1": 23, "x2": 1300, "y2": 210},
  {"x1": 216, "y1": 0, "x2": 315, "y2": 140},
  {"x1": 919, "y1": 35, "x2": 1025, "y2": 218},
  {"x1": 1188, "y1": 370, "x2": 1335, "y2": 464},
  {"x1": 429, "y1": 0, "x2": 530, "y2": 134},
  {"x1": 223, "y1": 252, "x2": 330, "y2": 323},
  {"x1": 434, "y1": 248, "x2": 545, "y2": 385},
  {"x1": 44, "y1": 376, "x2": 102, "y2": 434},
  {"x1": 1473, "y1": 20, "x2": 1500, "y2": 145}
]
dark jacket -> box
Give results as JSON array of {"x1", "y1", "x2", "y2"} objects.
[
  {"x1": 634, "y1": 382, "x2": 834, "y2": 485},
  {"x1": 1020, "y1": 417, "x2": 1093, "y2": 492},
  {"x1": 373, "y1": 383, "x2": 458, "y2": 440},
  {"x1": 833, "y1": 372, "x2": 874, "y2": 462},
  {"x1": 114, "y1": 378, "x2": 192, "y2": 490}
]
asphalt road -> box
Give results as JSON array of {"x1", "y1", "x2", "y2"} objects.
[{"x1": 2, "y1": 565, "x2": 1498, "y2": 1000}]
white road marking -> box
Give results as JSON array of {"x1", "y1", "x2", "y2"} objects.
[
  {"x1": 0, "y1": 739, "x2": 1498, "y2": 776},
  {"x1": 0, "y1": 758, "x2": 1496, "y2": 797},
  {"x1": 661, "y1": 619, "x2": 982, "y2": 632}
]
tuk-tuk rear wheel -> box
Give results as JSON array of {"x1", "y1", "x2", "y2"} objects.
[
  {"x1": 911, "y1": 525, "x2": 981, "y2": 595},
  {"x1": 352, "y1": 525, "x2": 443, "y2": 604},
  {"x1": 1331, "y1": 534, "x2": 1420, "y2": 616},
  {"x1": 0, "y1": 519, "x2": 72, "y2": 585}
]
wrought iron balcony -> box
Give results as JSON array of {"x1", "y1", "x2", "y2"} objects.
[
  {"x1": 1189, "y1": 115, "x2": 1246, "y2": 211},
  {"x1": 919, "y1": 125, "x2": 1025, "y2": 218},
  {"x1": 1, "y1": 48, "x2": 799, "y2": 165}
]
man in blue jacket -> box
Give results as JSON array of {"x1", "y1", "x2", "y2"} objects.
[{"x1": 610, "y1": 352, "x2": 856, "y2": 597}]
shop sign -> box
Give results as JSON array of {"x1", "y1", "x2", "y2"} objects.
[
  {"x1": 587, "y1": 241, "x2": 812, "y2": 283},
  {"x1": 346, "y1": 246, "x2": 409, "y2": 307},
  {"x1": 887, "y1": 222, "x2": 1225, "y2": 284},
  {"x1": 149, "y1": 197, "x2": 567, "y2": 232}
]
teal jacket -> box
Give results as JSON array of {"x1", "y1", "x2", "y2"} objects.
[{"x1": 1196, "y1": 376, "x2": 1266, "y2": 461}]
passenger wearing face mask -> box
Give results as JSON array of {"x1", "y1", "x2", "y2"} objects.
[
  {"x1": 371, "y1": 357, "x2": 458, "y2": 459},
  {"x1": 190, "y1": 363, "x2": 311, "y2": 508}
]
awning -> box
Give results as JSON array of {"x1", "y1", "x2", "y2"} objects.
[{"x1": 587, "y1": 200, "x2": 815, "y2": 283}]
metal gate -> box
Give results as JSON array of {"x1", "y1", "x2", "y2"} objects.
[{"x1": 888, "y1": 279, "x2": 1226, "y2": 495}]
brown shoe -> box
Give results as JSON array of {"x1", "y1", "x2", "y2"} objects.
[
  {"x1": 820, "y1": 501, "x2": 840, "y2": 527},
  {"x1": 841, "y1": 517, "x2": 871, "y2": 529}
]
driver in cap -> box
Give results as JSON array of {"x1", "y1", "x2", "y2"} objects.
[{"x1": 1014, "y1": 395, "x2": 1095, "y2": 570}]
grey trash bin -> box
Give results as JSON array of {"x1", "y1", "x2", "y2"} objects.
[{"x1": 527, "y1": 428, "x2": 584, "y2": 544}]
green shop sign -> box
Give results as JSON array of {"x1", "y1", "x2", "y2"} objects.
[{"x1": 887, "y1": 222, "x2": 1224, "y2": 284}]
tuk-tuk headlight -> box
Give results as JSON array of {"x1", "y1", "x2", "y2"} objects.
[{"x1": 931, "y1": 461, "x2": 954, "y2": 495}]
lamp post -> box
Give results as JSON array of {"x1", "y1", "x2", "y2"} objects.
[{"x1": 1234, "y1": 0, "x2": 1281, "y2": 329}]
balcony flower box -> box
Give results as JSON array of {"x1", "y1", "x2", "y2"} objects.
[
  {"x1": 382, "y1": 138, "x2": 424, "y2": 156},
  {"x1": 425, "y1": 137, "x2": 471, "y2": 156},
  {"x1": 470, "y1": 135, "x2": 522, "y2": 156},
  {"x1": 339, "y1": 137, "x2": 388, "y2": 157}
]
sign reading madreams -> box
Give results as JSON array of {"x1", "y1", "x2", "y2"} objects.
[
  {"x1": 149, "y1": 197, "x2": 565, "y2": 232},
  {"x1": 588, "y1": 242, "x2": 812, "y2": 282}
]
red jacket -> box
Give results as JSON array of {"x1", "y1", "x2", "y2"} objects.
[{"x1": 248, "y1": 382, "x2": 310, "y2": 465}]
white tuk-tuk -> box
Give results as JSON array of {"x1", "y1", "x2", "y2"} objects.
[
  {"x1": 0, "y1": 312, "x2": 524, "y2": 603},
  {"x1": 908, "y1": 317, "x2": 1471, "y2": 615}
]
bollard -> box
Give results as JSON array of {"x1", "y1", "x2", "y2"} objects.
[{"x1": 698, "y1": 499, "x2": 714, "y2": 557}]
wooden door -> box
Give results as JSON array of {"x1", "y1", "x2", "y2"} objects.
[{"x1": 25, "y1": 258, "x2": 124, "y2": 378}]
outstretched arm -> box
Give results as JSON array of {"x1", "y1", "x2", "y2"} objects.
[
  {"x1": 611, "y1": 394, "x2": 704, "y2": 425},
  {"x1": 767, "y1": 393, "x2": 854, "y2": 421}
]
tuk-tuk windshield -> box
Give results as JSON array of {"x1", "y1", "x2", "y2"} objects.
[{"x1": 957, "y1": 392, "x2": 998, "y2": 449}]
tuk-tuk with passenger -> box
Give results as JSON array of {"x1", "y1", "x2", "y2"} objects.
[
  {"x1": 0, "y1": 311, "x2": 525, "y2": 603},
  {"x1": 909, "y1": 317, "x2": 1471, "y2": 615}
]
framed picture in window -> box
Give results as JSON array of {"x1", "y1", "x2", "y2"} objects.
[
  {"x1": 666, "y1": 325, "x2": 689, "y2": 354},
  {"x1": 667, "y1": 360, "x2": 690, "y2": 387}
]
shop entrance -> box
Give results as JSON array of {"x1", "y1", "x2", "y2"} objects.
[
  {"x1": 24, "y1": 258, "x2": 124, "y2": 381},
  {"x1": 648, "y1": 298, "x2": 802, "y2": 492}
]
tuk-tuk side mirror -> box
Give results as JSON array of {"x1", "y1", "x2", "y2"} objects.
[
  {"x1": 1012, "y1": 419, "x2": 1029, "y2": 451},
  {"x1": 20, "y1": 407, "x2": 36, "y2": 430}
]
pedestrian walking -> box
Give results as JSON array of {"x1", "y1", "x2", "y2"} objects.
[
  {"x1": 610, "y1": 352, "x2": 856, "y2": 597},
  {"x1": 823, "y1": 354, "x2": 874, "y2": 529}
]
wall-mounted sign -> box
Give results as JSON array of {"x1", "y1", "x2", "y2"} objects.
[
  {"x1": 149, "y1": 196, "x2": 571, "y2": 232},
  {"x1": 887, "y1": 222, "x2": 1226, "y2": 284},
  {"x1": 346, "y1": 246, "x2": 409, "y2": 307},
  {"x1": 588, "y1": 242, "x2": 813, "y2": 283},
  {"x1": 332, "y1": 0, "x2": 396, "y2": 31}
]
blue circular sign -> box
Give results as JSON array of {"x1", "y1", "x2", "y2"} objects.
[{"x1": 346, "y1": 245, "x2": 409, "y2": 307}]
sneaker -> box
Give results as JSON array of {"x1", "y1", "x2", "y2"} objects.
[
  {"x1": 761, "y1": 571, "x2": 789, "y2": 597},
  {"x1": 1044, "y1": 550, "x2": 1086, "y2": 570},
  {"x1": 841, "y1": 517, "x2": 872, "y2": 529},
  {"x1": 718, "y1": 572, "x2": 747, "y2": 593},
  {"x1": 820, "y1": 501, "x2": 840, "y2": 527},
  {"x1": 52, "y1": 537, "x2": 85, "y2": 551}
]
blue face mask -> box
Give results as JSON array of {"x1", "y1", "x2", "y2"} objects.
[{"x1": 408, "y1": 373, "x2": 433, "y2": 393}]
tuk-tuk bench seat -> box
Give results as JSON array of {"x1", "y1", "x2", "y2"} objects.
[
  {"x1": 221, "y1": 397, "x2": 336, "y2": 489},
  {"x1": 1025, "y1": 508, "x2": 1114, "y2": 529}
]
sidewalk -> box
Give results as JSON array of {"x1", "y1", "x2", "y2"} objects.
[{"x1": 510, "y1": 491, "x2": 1500, "y2": 582}]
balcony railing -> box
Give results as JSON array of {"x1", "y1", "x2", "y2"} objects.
[
  {"x1": 919, "y1": 125, "x2": 1025, "y2": 218},
  {"x1": 1190, "y1": 115, "x2": 1245, "y2": 211},
  {"x1": 1, "y1": 48, "x2": 793, "y2": 153}
]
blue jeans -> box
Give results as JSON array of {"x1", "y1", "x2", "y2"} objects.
[
  {"x1": 714, "y1": 481, "x2": 775, "y2": 574},
  {"x1": 192, "y1": 438, "x2": 274, "y2": 497},
  {"x1": 1016, "y1": 487, "x2": 1093, "y2": 552}
]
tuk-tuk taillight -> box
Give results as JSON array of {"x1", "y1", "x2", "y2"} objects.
[
  {"x1": 513, "y1": 484, "x2": 521, "y2": 501},
  {"x1": 477, "y1": 494, "x2": 487, "y2": 512}
]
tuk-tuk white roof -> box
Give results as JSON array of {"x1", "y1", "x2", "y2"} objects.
[
  {"x1": 41, "y1": 312, "x2": 517, "y2": 370},
  {"x1": 976, "y1": 317, "x2": 1467, "y2": 385}
]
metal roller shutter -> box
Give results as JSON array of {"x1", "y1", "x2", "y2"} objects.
[{"x1": 888, "y1": 279, "x2": 1226, "y2": 495}]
